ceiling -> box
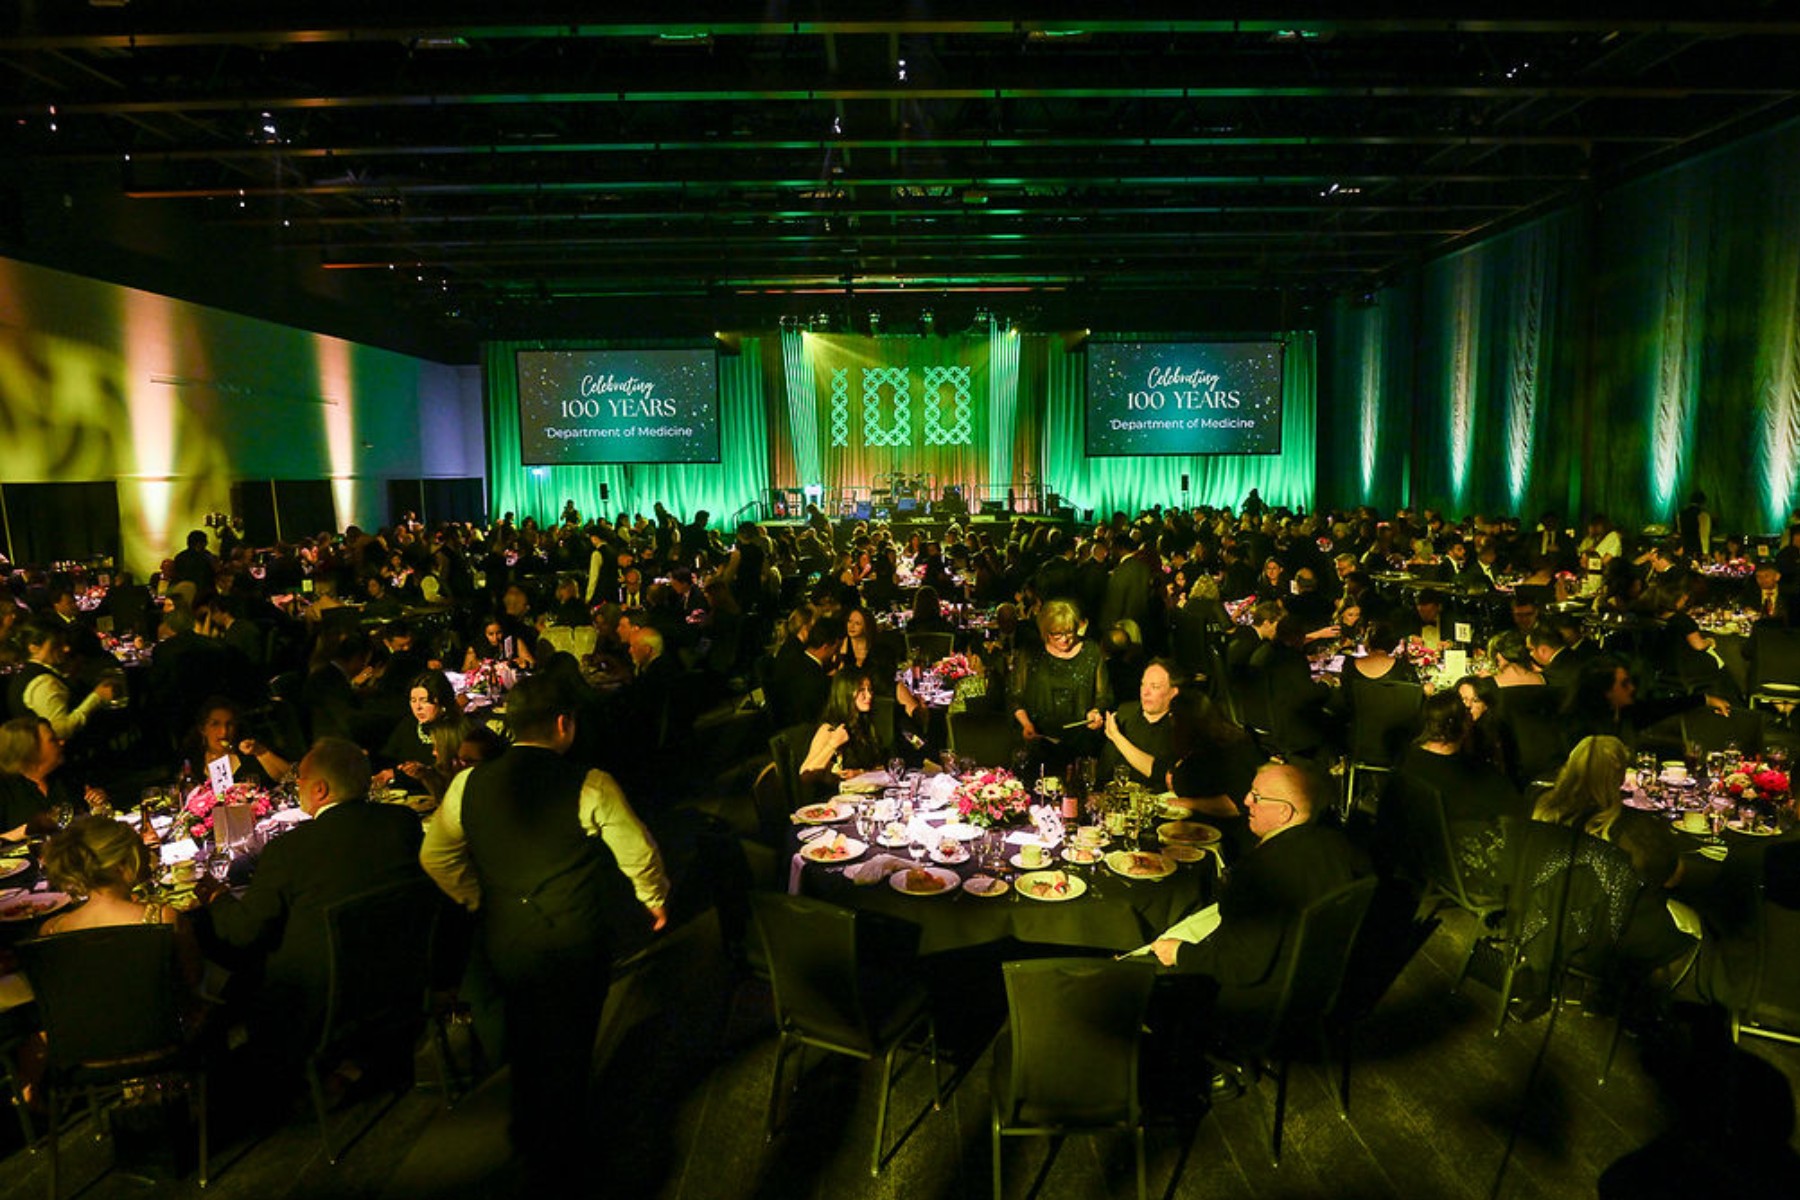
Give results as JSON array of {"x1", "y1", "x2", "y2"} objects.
[{"x1": 4, "y1": 3, "x2": 1800, "y2": 348}]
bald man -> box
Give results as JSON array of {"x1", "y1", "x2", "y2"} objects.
[{"x1": 1152, "y1": 761, "x2": 1367, "y2": 996}]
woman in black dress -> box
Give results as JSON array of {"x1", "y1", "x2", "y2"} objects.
[{"x1": 1011, "y1": 598, "x2": 1110, "y2": 774}]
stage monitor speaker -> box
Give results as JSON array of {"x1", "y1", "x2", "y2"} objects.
[
  {"x1": 980, "y1": 499, "x2": 1005, "y2": 514},
  {"x1": 896, "y1": 497, "x2": 918, "y2": 514}
]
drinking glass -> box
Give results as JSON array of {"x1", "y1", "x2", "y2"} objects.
[
  {"x1": 908, "y1": 835, "x2": 928, "y2": 869},
  {"x1": 207, "y1": 848, "x2": 231, "y2": 884},
  {"x1": 887, "y1": 756, "x2": 906, "y2": 787}
]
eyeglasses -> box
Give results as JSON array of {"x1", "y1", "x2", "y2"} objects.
[
  {"x1": 1245, "y1": 789, "x2": 1294, "y2": 817},
  {"x1": 1045, "y1": 629, "x2": 1077, "y2": 641}
]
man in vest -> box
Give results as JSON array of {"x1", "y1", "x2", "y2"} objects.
[{"x1": 420, "y1": 674, "x2": 668, "y2": 1189}]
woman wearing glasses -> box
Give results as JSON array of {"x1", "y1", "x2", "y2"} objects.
[{"x1": 1011, "y1": 598, "x2": 1111, "y2": 774}]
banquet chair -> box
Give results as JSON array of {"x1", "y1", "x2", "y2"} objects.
[
  {"x1": 1496, "y1": 687, "x2": 1571, "y2": 787},
  {"x1": 1679, "y1": 706, "x2": 1764, "y2": 756},
  {"x1": 1219, "y1": 876, "x2": 1378, "y2": 1164},
  {"x1": 947, "y1": 709, "x2": 1023, "y2": 769},
  {"x1": 1395, "y1": 778, "x2": 1509, "y2": 988},
  {"x1": 1478, "y1": 822, "x2": 1645, "y2": 1081},
  {"x1": 905, "y1": 631, "x2": 955, "y2": 663},
  {"x1": 766, "y1": 722, "x2": 814, "y2": 813},
  {"x1": 1343, "y1": 681, "x2": 1424, "y2": 815},
  {"x1": 750, "y1": 892, "x2": 942, "y2": 1176},
  {"x1": 1747, "y1": 625, "x2": 1800, "y2": 708},
  {"x1": 306, "y1": 877, "x2": 441, "y2": 1164},
  {"x1": 1724, "y1": 882, "x2": 1800, "y2": 1047},
  {"x1": 990, "y1": 958, "x2": 1157, "y2": 1200},
  {"x1": 17, "y1": 925, "x2": 207, "y2": 1200}
]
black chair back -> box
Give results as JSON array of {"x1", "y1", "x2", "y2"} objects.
[
  {"x1": 1749, "y1": 625, "x2": 1800, "y2": 695},
  {"x1": 1347, "y1": 680, "x2": 1424, "y2": 767},
  {"x1": 1252, "y1": 876, "x2": 1380, "y2": 1052},
  {"x1": 1496, "y1": 686, "x2": 1570, "y2": 785},
  {"x1": 946, "y1": 709, "x2": 1023, "y2": 769},
  {"x1": 1680, "y1": 707, "x2": 1764, "y2": 756},
  {"x1": 767, "y1": 722, "x2": 814, "y2": 810},
  {"x1": 905, "y1": 632, "x2": 955, "y2": 664},
  {"x1": 20, "y1": 925, "x2": 184, "y2": 1078},
  {"x1": 751, "y1": 892, "x2": 873, "y2": 1054},
  {"x1": 997, "y1": 958, "x2": 1155, "y2": 1128},
  {"x1": 314, "y1": 877, "x2": 440, "y2": 1056}
]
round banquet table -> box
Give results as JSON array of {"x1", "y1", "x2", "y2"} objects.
[{"x1": 787, "y1": 802, "x2": 1216, "y2": 957}]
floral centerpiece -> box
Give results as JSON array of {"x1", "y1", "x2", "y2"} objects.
[
  {"x1": 931, "y1": 653, "x2": 979, "y2": 683},
  {"x1": 1720, "y1": 764, "x2": 1790, "y2": 804},
  {"x1": 462, "y1": 659, "x2": 515, "y2": 701},
  {"x1": 181, "y1": 781, "x2": 275, "y2": 839},
  {"x1": 1224, "y1": 595, "x2": 1258, "y2": 625},
  {"x1": 952, "y1": 768, "x2": 1033, "y2": 828},
  {"x1": 1400, "y1": 635, "x2": 1443, "y2": 674},
  {"x1": 1700, "y1": 559, "x2": 1755, "y2": 581}
]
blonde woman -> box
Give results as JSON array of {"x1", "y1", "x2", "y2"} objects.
[{"x1": 1011, "y1": 597, "x2": 1110, "y2": 772}]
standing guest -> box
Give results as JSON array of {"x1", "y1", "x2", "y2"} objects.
[
  {"x1": 6, "y1": 622, "x2": 117, "y2": 737},
  {"x1": 170, "y1": 530, "x2": 216, "y2": 593},
  {"x1": 1011, "y1": 598, "x2": 1110, "y2": 773},
  {"x1": 768, "y1": 615, "x2": 843, "y2": 729},
  {"x1": 420, "y1": 676, "x2": 668, "y2": 1193}
]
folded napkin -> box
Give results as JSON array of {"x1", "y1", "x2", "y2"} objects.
[
  {"x1": 844, "y1": 854, "x2": 914, "y2": 885},
  {"x1": 918, "y1": 774, "x2": 958, "y2": 810}
]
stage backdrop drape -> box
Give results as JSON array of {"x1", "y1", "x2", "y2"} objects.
[
  {"x1": 483, "y1": 338, "x2": 774, "y2": 526},
  {"x1": 484, "y1": 330, "x2": 1318, "y2": 524},
  {"x1": 1321, "y1": 113, "x2": 1800, "y2": 535}
]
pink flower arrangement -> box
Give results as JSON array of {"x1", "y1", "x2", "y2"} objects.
[
  {"x1": 953, "y1": 768, "x2": 1033, "y2": 828},
  {"x1": 183, "y1": 781, "x2": 274, "y2": 838},
  {"x1": 1400, "y1": 636, "x2": 1443, "y2": 672},
  {"x1": 932, "y1": 653, "x2": 979, "y2": 682},
  {"x1": 1721, "y1": 764, "x2": 1790, "y2": 802}
]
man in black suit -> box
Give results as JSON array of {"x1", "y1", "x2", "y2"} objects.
[
  {"x1": 1745, "y1": 562, "x2": 1791, "y2": 625},
  {"x1": 1152, "y1": 761, "x2": 1368, "y2": 1011},
  {"x1": 1529, "y1": 626, "x2": 1582, "y2": 695},
  {"x1": 301, "y1": 630, "x2": 383, "y2": 748},
  {"x1": 199, "y1": 736, "x2": 426, "y2": 1066},
  {"x1": 767, "y1": 615, "x2": 841, "y2": 728}
]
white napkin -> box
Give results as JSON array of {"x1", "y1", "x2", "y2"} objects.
[
  {"x1": 919, "y1": 774, "x2": 959, "y2": 810},
  {"x1": 844, "y1": 854, "x2": 914, "y2": 885}
]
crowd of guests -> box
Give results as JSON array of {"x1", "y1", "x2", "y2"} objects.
[{"x1": 4, "y1": 489, "x2": 1800, "y2": 1182}]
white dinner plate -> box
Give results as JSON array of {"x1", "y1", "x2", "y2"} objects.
[
  {"x1": 0, "y1": 891, "x2": 71, "y2": 922},
  {"x1": 888, "y1": 866, "x2": 960, "y2": 896},
  {"x1": 801, "y1": 835, "x2": 868, "y2": 864},
  {"x1": 1016, "y1": 871, "x2": 1087, "y2": 902},
  {"x1": 935, "y1": 822, "x2": 983, "y2": 841},
  {"x1": 962, "y1": 875, "x2": 1009, "y2": 898},
  {"x1": 1106, "y1": 850, "x2": 1177, "y2": 881},
  {"x1": 792, "y1": 802, "x2": 851, "y2": 825}
]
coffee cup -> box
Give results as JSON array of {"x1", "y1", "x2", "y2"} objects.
[
  {"x1": 1021, "y1": 842, "x2": 1049, "y2": 869},
  {"x1": 1679, "y1": 811, "x2": 1708, "y2": 834},
  {"x1": 1661, "y1": 761, "x2": 1687, "y2": 781},
  {"x1": 1078, "y1": 824, "x2": 1103, "y2": 846}
]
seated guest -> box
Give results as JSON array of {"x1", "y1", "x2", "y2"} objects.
[
  {"x1": 1393, "y1": 589, "x2": 1450, "y2": 647},
  {"x1": 907, "y1": 586, "x2": 955, "y2": 636},
  {"x1": 463, "y1": 616, "x2": 536, "y2": 673},
  {"x1": 1528, "y1": 626, "x2": 1581, "y2": 695},
  {"x1": 1151, "y1": 761, "x2": 1369, "y2": 1019},
  {"x1": 303, "y1": 629, "x2": 386, "y2": 747},
  {"x1": 180, "y1": 696, "x2": 293, "y2": 788},
  {"x1": 1488, "y1": 629, "x2": 1546, "y2": 688},
  {"x1": 1250, "y1": 616, "x2": 1333, "y2": 759},
  {"x1": 1101, "y1": 659, "x2": 1189, "y2": 788},
  {"x1": 768, "y1": 615, "x2": 842, "y2": 730},
  {"x1": 1744, "y1": 561, "x2": 1790, "y2": 624},
  {"x1": 0, "y1": 717, "x2": 105, "y2": 839},
  {"x1": 373, "y1": 671, "x2": 471, "y2": 802},
  {"x1": 798, "y1": 670, "x2": 893, "y2": 791},
  {"x1": 1563, "y1": 655, "x2": 1729, "y2": 749},
  {"x1": 6, "y1": 621, "x2": 118, "y2": 738},
  {"x1": 38, "y1": 816, "x2": 204, "y2": 991},
  {"x1": 197, "y1": 736, "x2": 427, "y2": 1067},
  {"x1": 1531, "y1": 735, "x2": 1697, "y2": 973},
  {"x1": 1380, "y1": 693, "x2": 1524, "y2": 893},
  {"x1": 547, "y1": 575, "x2": 590, "y2": 626}
]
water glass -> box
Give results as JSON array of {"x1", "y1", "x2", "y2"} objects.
[{"x1": 887, "y1": 756, "x2": 907, "y2": 786}]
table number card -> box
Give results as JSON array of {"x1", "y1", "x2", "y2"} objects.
[
  {"x1": 1453, "y1": 622, "x2": 1473, "y2": 645},
  {"x1": 207, "y1": 754, "x2": 235, "y2": 796},
  {"x1": 1441, "y1": 648, "x2": 1469, "y2": 680}
]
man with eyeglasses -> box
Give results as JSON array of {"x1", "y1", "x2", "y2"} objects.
[{"x1": 1150, "y1": 761, "x2": 1367, "y2": 997}]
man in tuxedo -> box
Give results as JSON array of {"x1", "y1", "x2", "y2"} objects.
[
  {"x1": 1393, "y1": 589, "x2": 1449, "y2": 647},
  {"x1": 767, "y1": 615, "x2": 842, "y2": 728},
  {"x1": 1528, "y1": 626, "x2": 1581, "y2": 695},
  {"x1": 199, "y1": 736, "x2": 426, "y2": 1065},
  {"x1": 1745, "y1": 562, "x2": 1791, "y2": 624},
  {"x1": 617, "y1": 567, "x2": 646, "y2": 610}
]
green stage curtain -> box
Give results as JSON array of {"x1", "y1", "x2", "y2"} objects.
[
  {"x1": 483, "y1": 338, "x2": 773, "y2": 527},
  {"x1": 1322, "y1": 114, "x2": 1800, "y2": 535}
]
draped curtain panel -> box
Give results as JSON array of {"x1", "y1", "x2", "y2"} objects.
[
  {"x1": 1322, "y1": 114, "x2": 1800, "y2": 535},
  {"x1": 484, "y1": 338, "x2": 774, "y2": 526},
  {"x1": 804, "y1": 333, "x2": 993, "y2": 500}
]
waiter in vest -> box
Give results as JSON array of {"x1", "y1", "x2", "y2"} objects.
[{"x1": 421, "y1": 674, "x2": 669, "y2": 1189}]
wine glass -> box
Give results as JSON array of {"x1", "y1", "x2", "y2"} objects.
[
  {"x1": 908, "y1": 833, "x2": 928, "y2": 871},
  {"x1": 206, "y1": 848, "x2": 231, "y2": 884},
  {"x1": 887, "y1": 756, "x2": 906, "y2": 788}
]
